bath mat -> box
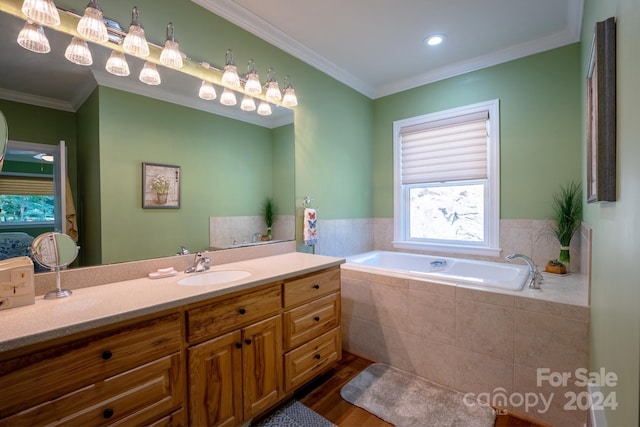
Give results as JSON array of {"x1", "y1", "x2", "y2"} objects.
[
  {"x1": 341, "y1": 363, "x2": 495, "y2": 427},
  {"x1": 251, "y1": 400, "x2": 336, "y2": 427}
]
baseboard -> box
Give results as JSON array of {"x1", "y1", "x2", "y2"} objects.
[{"x1": 588, "y1": 383, "x2": 608, "y2": 427}]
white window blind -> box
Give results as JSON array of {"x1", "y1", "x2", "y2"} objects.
[
  {"x1": 0, "y1": 176, "x2": 54, "y2": 195},
  {"x1": 400, "y1": 111, "x2": 489, "y2": 185}
]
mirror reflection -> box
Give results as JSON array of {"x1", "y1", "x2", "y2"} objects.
[
  {"x1": 0, "y1": 8, "x2": 295, "y2": 270},
  {"x1": 31, "y1": 231, "x2": 78, "y2": 298}
]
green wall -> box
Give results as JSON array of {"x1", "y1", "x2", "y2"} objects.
[
  {"x1": 372, "y1": 44, "x2": 582, "y2": 219},
  {"x1": 581, "y1": 1, "x2": 640, "y2": 426}
]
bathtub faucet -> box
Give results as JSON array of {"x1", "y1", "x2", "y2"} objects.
[{"x1": 505, "y1": 253, "x2": 543, "y2": 289}]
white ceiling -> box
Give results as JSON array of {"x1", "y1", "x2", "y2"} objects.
[{"x1": 195, "y1": 0, "x2": 584, "y2": 99}]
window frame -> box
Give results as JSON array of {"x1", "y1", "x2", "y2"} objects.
[{"x1": 392, "y1": 99, "x2": 501, "y2": 256}]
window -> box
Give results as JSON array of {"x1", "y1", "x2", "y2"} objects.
[
  {"x1": 0, "y1": 176, "x2": 55, "y2": 225},
  {"x1": 393, "y1": 99, "x2": 500, "y2": 256}
]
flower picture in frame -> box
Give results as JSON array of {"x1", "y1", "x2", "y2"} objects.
[
  {"x1": 586, "y1": 16, "x2": 616, "y2": 203},
  {"x1": 142, "y1": 162, "x2": 180, "y2": 208}
]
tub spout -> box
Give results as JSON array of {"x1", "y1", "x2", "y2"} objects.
[{"x1": 505, "y1": 253, "x2": 542, "y2": 289}]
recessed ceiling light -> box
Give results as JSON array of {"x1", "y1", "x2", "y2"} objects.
[{"x1": 424, "y1": 34, "x2": 446, "y2": 47}]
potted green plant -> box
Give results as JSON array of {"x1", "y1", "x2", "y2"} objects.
[
  {"x1": 263, "y1": 197, "x2": 275, "y2": 240},
  {"x1": 550, "y1": 181, "x2": 582, "y2": 268}
]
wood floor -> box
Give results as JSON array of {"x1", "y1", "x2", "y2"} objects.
[{"x1": 293, "y1": 351, "x2": 550, "y2": 427}]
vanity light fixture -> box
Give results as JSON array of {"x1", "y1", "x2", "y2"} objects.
[
  {"x1": 424, "y1": 34, "x2": 446, "y2": 46},
  {"x1": 265, "y1": 68, "x2": 281, "y2": 103},
  {"x1": 139, "y1": 61, "x2": 161, "y2": 85},
  {"x1": 220, "y1": 87, "x2": 237, "y2": 106},
  {"x1": 257, "y1": 101, "x2": 272, "y2": 116},
  {"x1": 281, "y1": 75, "x2": 298, "y2": 108},
  {"x1": 159, "y1": 22, "x2": 183, "y2": 69},
  {"x1": 221, "y1": 49, "x2": 240, "y2": 88},
  {"x1": 122, "y1": 7, "x2": 149, "y2": 57},
  {"x1": 240, "y1": 95, "x2": 256, "y2": 111},
  {"x1": 64, "y1": 36, "x2": 92, "y2": 66},
  {"x1": 199, "y1": 80, "x2": 217, "y2": 100},
  {"x1": 17, "y1": 21, "x2": 50, "y2": 54},
  {"x1": 21, "y1": 0, "x2": 60, "y2": 26},
  {"x1": 105, "y1": 50, "x2": 130, "y2": 76},
  {"x1": 244, "y1": 59, "x2": 262, "y2": 95},
  {"x1": 77, "y1": 0, "x2": 108, "y2": 43}
]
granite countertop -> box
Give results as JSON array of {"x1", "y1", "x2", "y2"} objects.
[{"x1": 0, "y1": 252, "x2": 344, "y2": 353}]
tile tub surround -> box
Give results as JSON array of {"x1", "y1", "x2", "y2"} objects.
[
  {"x1": 209, "y1": 215, "x2": 295, "y2": 248},
  {"x1": 340, "y1": 266, "x2": 589, "y2": 427}
]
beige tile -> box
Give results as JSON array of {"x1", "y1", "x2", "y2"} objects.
[
  {"x1": 456, "y1": 286, "x2": 514, "y2": 307},
  {"x1": 454, "y1": 348, "x2": 514, "y2": 397},
  {"x1": 456, "y1": 299, "x2": 514, "y2": 362},
  {"x1": 515, "y1": 297, "x2": 589, "y2": 322},
  {"x1": 369, "y1": 271, "x2": 408, "y2": 288},
  {"x1": 341, "y1": 316, "x2": 387, "y2": 362},
  {"x1": 407, "y1": 278, "x2": 456, "y2": 297},
  {"x1": 410, "y1": 336, "x2": 456, "y2": 388},
  {"x1": 408, "y1": 289, "x2": 455, "y2": 344},
  {"x1": 369, "y1": 282, "x2": 409, "y2": 332},
  {"x1": 340, "y1": 276, "x2": 374, "y2": 321}
]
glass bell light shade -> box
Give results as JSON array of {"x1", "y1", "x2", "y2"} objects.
[
  {"x1": 64, "y1": 36, "x2": 92, "y2": 66},
  {"x1": 159, "y1": 23, "x2": 183, "y2": 69},
  {"x1": 220, "y1": 88, "x2": 237, "y2": 106},
  {"x1": 17, "y1": 21, "x2": 50, "y2": 54},
  {"x1": 21, "y1": 0, "x2": 60, "y2": 26},
  {"x1": 240, "y1": 95, "x2": 256, "y2": 112},
  {"x1": 265, "y1": 81, "x2": 282, "y2": 103},
  {"x1": 257, "y1": 101, "x2": 272, "y2": 116},
  {"x1": 282, "y1": 75, "x2": 298, "y2": 107},
  {"x1": 139, "y1": 61, "x2": 161, "y2": 85},
  {"x1": 105, "y1": 50, "x2": 130, "y2": 76},
  {"x1": 244, "y1": 59, "x2": 261, "y2": 95},
  {"x1": 123, "y1": 7, "x2": 149, "y2": 57},
  {"x1": 198, "y1": 81, "x2": 216, "y2": 100},
  {"x1": 77, "y1": 0, "x2": 108, "y2": 43},
  {"x1": 221, "y1": 49, "x2": 240, "y2": 88}
]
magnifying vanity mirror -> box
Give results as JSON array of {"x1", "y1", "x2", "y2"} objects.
[
  {"x1": 0, "y1": 110, "x2": 7, "y2": 171},
  {"x1": 30, "y1": 232, "x2": 79, "y2": 299}
]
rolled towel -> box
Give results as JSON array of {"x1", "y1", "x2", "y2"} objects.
[{"x1": 303, "y1": 208, "x2": 318, "y2": 246}]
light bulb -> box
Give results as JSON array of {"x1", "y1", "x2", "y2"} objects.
[
  {"x1": 139, "y1": 61, "x2": 161, "y2": 85},
  {"x1": 282, "y1": 87, "x2": 298, "y2": 108},
  {"x1": 221, "y1": 49, "x2": 240, "y2": 88},
  {"x1": 17, "y1": 21, "x2": 50, "y2": 54},
  {"x1": 199, "y1": 81, "x2": 217, "y2": 100},
  {"x1": 257, "y1": 101, "x2": 272, "y2": 116},
  {"x1": 77, "y1": 0, "x2": 108, "y2": 43},
  {"x1": 105, "y1": 50, "x2": 130, "y2": 76},
  {"x1": 123, "y1": 7, "x2": 149, "y2": 57},
  {"x1": 265, "y1": 81, "x2": 282, "y2": 102},
  {"x1": 220, "y1": 88, "x2": 237, "y2": 106},
  {"x1": 240, "y1": 95, "x2": 256, "y2": 112},
  {"x1": 65, "y1": 36, "x2": 92, "y2": 66},
  {"x1": 160, "y1": 23, "x2": 183, "y2": 69},
  {"x1": 244, "y1": 59, "x2": 261, "y2": 95},
  {"x1": 21, "y1": 0, "x2": 60, "y2": 26}
]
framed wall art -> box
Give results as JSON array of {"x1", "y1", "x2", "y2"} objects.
[
  {"x1": 142, "y1": 162, "x2": 181, "y2": 209},
  {"x1": 586, "y1": 16, "x2": 616, "y2": 203}
]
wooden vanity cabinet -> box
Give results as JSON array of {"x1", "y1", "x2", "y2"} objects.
[
  {"x1": 186, "y1": 284, "x2": 283, "y2": 427},
  {"x1": 0, "y1": 312, "x2": 183, "y2": 427}
]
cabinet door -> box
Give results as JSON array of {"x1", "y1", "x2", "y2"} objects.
[
  {"x1": 188, "y1": 331, "x2": 243, "y2": 427},
  {"x1": 242, "y1": 315, "x2": 283, "y2": 420}
]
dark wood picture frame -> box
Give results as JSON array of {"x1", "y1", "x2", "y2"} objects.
[
  {"x1": 142, "y1": 162, "x2": 181, "y2": 209},
  {"x1": 586, "y1": 17, "x2": 616, "y2": 203}
]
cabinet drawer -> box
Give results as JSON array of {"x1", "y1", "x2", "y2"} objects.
[
  {"x1": 284, "y1": 327, "x2": 341, "y2": 392},
  {"x1": 283, "y1": 293, "x2": 340, "y2": 351},
  {"x1": 148, "y1": 408, "x2": 185, "y2": 427},
  {"x1": 283, "y1": 268, "x2": 340, "y2": 308},
  {"x1": 1, "y1": 353, "x2": 183, "y2": 427},
  {"x1": 187, "y1": 284, "x2": 281, "y2": 343},
  {"x1": 0, "y1": 313, "x2": 181, "y2": 418}
]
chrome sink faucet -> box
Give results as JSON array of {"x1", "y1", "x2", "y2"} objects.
[
  {"x1": 505, "y1": 253, "x2": 543, "y2": 289},
  {"x1": 185, "y1": 252, "x2": 210, "y2": 273}
]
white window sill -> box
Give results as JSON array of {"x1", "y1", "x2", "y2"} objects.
[{"x1": 392, "y1": 240, "x2": 502, "y2": 257}]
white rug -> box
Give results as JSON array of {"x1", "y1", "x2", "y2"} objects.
[
  {"x1": 341, "y1": 363, "x2": 495, "y2": 427},
  {"x1": 251, "y1": 400, "x2": 336, "y2": 427}
]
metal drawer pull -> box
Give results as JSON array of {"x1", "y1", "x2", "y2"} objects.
[
  {"x1": 245, "y1": 338, "x2": 252, "y2": 345},
  {"x1": 239, "y1": 308, "x2": 246, "y2": 314},
  {"x1": 314, "y1": 354, "x2": 321, "y2": 360},
  {"x1": 101, "y1": 350, "x2": 113, "y2": 360},
  {"x1": 314, "y1": 316, "x2": 320, "y2": 322},
  {"x1": 235, "y1": 342, "x2": 243, "y2": 349},
  {"x1": 312, "y1": 284, "x2": 320, "y2": 289},
  {"x1": 103, "y1": 408, "x2": 114, "y2": 419}
]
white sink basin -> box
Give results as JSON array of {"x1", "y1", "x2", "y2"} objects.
[{"x1": 178, "y1": 270, "x2": 252, "y2": 286}]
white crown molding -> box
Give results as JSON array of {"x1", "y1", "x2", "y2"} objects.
[
  {"x1": 192, "y1": 0, "x2": 583, "y2": 100},
  {"x1": 0, "y1": 87, "x2": 76, "y2": 112},
  {"x1": 92, "y1": 70, "x2": 292, "y2": 129}
]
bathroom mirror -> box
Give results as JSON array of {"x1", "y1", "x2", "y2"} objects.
[
  {"x1": 31, "y1": 232, "x2": 79, "y2": 298},
  {"x1": 0, "y1": 110, "x2": 7, "y2": 172},
  {"x1": 0, "y1": 6, "x2": 295, "y2": 268}
]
